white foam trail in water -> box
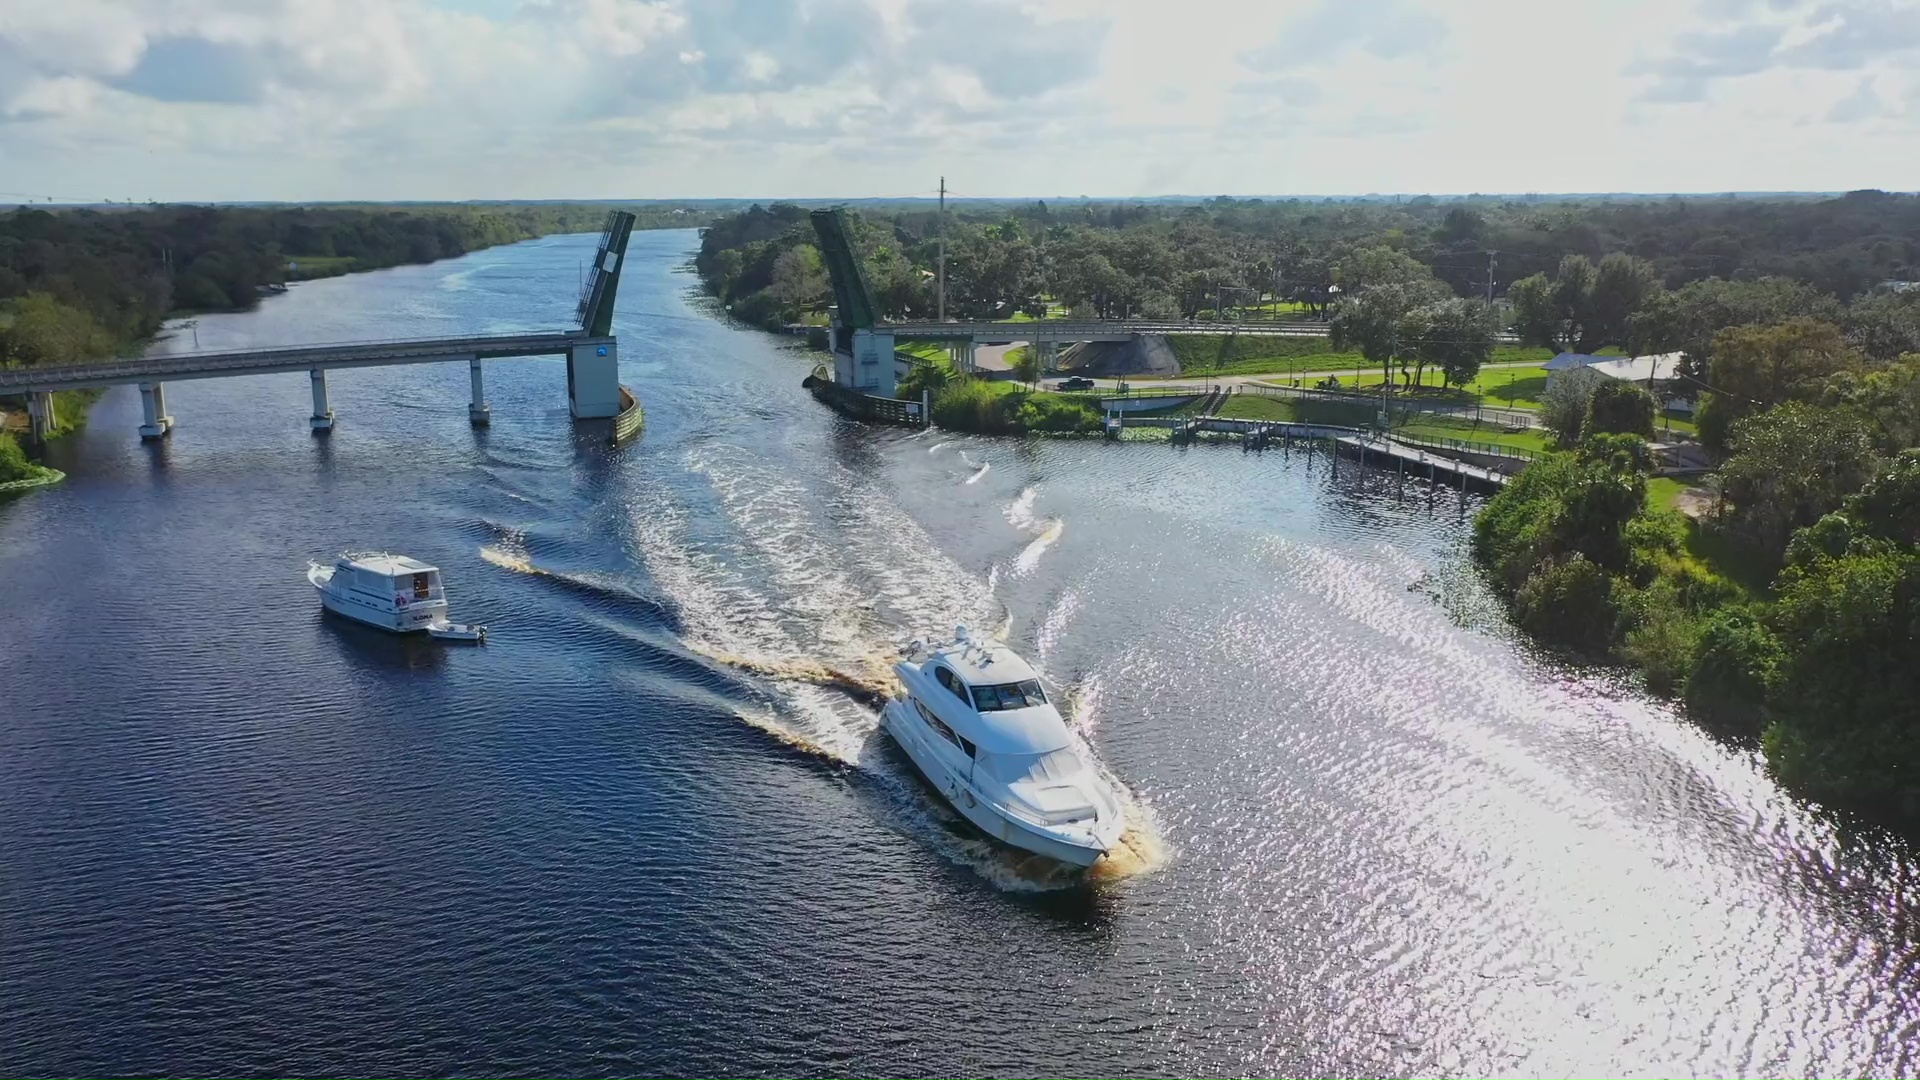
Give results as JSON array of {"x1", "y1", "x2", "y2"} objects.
[
  {"x1": 1005, "y1": 486, "x2": 1039, "y2": 530},
  {"x1": 965, "y1": 462, "x2": 991, "y2": 485},
  {"x1": 619, "y1": 439, "x2": 1159, "y2": 890},
  {"x1": 1033, "y1": 587, "x2": 1082, "y2": 671},
  {"x1": 1004, "y1": 485, "x2": 1063, "y2": 576},
  {"x1": 1014, "y1": 521, "x2": 1063, "y2": 574},
  {"x1": 927, "y1": 441, "x2": 951, "y2": 454}
]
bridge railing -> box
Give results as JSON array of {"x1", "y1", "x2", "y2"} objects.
[
  {"x1": 133, "y1": 330, "x2": 579, "y2": 362},
  {"x1": 0, "y1": 330, "x2": 585, "y2": 392}
]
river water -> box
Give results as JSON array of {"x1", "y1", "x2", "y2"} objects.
[{"x1": 3, "y1": 230, "x2": 1917, "y2": 1078}]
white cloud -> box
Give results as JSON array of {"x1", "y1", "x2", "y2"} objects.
[{"x1": 0, "y1": 0, "x2": 1913, "y2": 199}]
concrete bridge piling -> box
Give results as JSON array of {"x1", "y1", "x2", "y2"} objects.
[
  {"x1": 308, "y1": 368, "x2": 335, "y2": 433},
  {"x1": 26, "y1": 392, "x2": 55, "y2": 444},
  {"x1": 468, "y1": 358, "x2": 490, "y2": 427},
  {"x1": 138, "y1": 382, "x2": 174, "y2": 439}
]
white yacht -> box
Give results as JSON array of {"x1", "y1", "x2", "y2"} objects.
[
  {"x1": 307, "y1": 553, "x2": 486, "y2": 642},
  {"x1": 883, "y1": 628, "x2": 1124, "y2": 868}
]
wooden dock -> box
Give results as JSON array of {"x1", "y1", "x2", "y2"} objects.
[{"x1": 1107, "y1": 414, "x2": 1511, "y2": 491}]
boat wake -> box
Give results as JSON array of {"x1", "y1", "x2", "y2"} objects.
[
  {"x1": 621, "y1": 444, "x2": 1164, "y2": 891},
  {"x1": 962, "y1": 452, "x2": 991, "y2": 484},
  {"x1": 687, "y1": 643, "x2": 897, "y2": 712},
  {"x1": 477, "y1": 542, "x2": 663, "y2": 612},
  {"x1": 1005, "y1": 486, "x2": 1064, "y2": 575}
]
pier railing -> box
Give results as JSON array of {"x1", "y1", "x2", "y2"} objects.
[{"x1": 1237, "y1": 382, "x2": 1541, "y2": 430}]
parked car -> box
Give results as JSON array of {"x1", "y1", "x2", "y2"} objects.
[{"x1": 1054, "y1": 377, "x2": 1096, "y2": 392}]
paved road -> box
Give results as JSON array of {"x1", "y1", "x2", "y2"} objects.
[{"x1": 971, "y1": 342, "x2": 1022, "y2": 373}]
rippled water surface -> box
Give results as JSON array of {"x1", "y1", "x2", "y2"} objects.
[{"x1": 4, "y1": 231, "x2": 1919, "y2": 1077}]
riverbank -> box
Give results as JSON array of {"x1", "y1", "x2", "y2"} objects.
[
  {"x1": 1472, "y1": 428, "x2": 1920, "y2": 837},
  {"x1": 0, "y1": 465, "x2": 64, "y2": 495}
]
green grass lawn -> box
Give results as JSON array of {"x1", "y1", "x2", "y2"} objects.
[
  {"x1": 1647, "y1": 476, "x2": 1688, "y2": 511},
  {"x1": 1656, "y1": 410, "x2": 1698, "y2": 436},
  {"x1": 1398, "y1": 416, "x2": 1552, "y2": 454},
  {"x1": 1640, "y1": 477, "x2": 1773, "y2": 599},
  {"x1": 1343, "y1": 364, "x2": 1552, "y2": 409},
  {"x1": 898, "y1": 340, "x2": 950, "y2": 363},
  {"x1": 1214, "y1": 395, "x2": 1294, "y2": 422},
  {"x1": 284, "y1": 254, "x2": 359, "y2": 280}
]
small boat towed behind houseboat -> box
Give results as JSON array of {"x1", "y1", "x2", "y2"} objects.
[
  {"x1": 883, "y1": 627, "x2": 1124, "y2": 868},
  {"x1": 307, "y1": 552, "x2": 487, "y2": 643}
]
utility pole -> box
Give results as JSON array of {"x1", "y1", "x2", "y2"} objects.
[
  {"x1": 1485, "y1": 250, "x2": 1498, "y2": 306},
  {"x1": 937, "y1": 176, "x2": 947, "y2": 322}
]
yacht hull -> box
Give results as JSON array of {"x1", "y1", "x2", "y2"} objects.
[
  {"x1": 881, "y1": 699, "x2": 1106, "y2": 869},
  {"x1": 309, "y1": 564, "x2": 447, "y2": 634}
]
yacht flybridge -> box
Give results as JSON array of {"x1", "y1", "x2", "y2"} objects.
[
  {"x1": 884, "y1": 628, "x2": 1124, "y2": 868},
  {"x1": 307, "y1": 553, "x2": 486, "y2": 643}
]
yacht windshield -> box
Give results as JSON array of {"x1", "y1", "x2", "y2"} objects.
[
  {"x1": 980, "y1": 747, "x2": 1086, "y2": 784},
  {"x1": 970, "y1": 679, "x2": 1047, "y2": 711}
]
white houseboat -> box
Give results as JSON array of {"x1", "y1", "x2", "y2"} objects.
[{"x1": 307, "y1": 553, "x2": 486, "y2": 642}]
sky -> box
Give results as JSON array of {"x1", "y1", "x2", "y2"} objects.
[{"x1": 0, "y1": 0, "x2": 1916, "y2": 202}]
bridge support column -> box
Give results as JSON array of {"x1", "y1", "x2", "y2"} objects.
[
  {"x1": 468, "y1": 359, "x2": 490, "y2": 427},
  {"x1": 850, "y1": 329, "x2": 896, "y2": 397},
  {"x1": 138, "y1": 382, "x2": 174, "y2": 439},
  {"x1": 25, "y1": 392, "x2": 55, "y2": 444},
  {"x1": 568, "y1": 340, "x2": 621, "y2": 418},
  {"x1": 309, "y1": 368, "x2": 335, "y2": 433},
  {"x1": 1037, "y1": 341, "x2": 1058, "y2": 375}
]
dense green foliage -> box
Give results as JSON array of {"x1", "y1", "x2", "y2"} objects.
[
  {"x1": 1538, "y1": 367, "x2": 1606, "y2": 446},
  {"x1": 1583, "y1": 380, "x2": 1656, "y2": 440},
  {"x1": 1718, "y1": 403, "x2": 1879, "y2": 555},
  {"x1": 1509, "y1": 253, "x2": 1661, "y2": 353},
  {"x1": 0, "y1": 431, "x2": 31, "y2": 482},
  {"x1": 694, "y1": 191, "x2": 1920, "y2": 340},
  {"x1": 926, "y1": 378, "x2": 1101, "y2": 435},
  {"x1": 1476, "y1": 417, "x2": 1920, "y2": 831},
  {"x1": 1766, "y1": 547, "x2": 1920, "y2": 822}
]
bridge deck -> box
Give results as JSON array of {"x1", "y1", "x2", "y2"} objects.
[
  {"x1": 881, "y1": 320, "x2": 1334, "y2": 342},
  {"x1": 0, "y1": 331, "x2": 601, "y2": 393}
]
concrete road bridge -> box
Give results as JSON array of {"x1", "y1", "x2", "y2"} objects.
[{"x1": 2, "y1": 210, "x2": 639, "y2": 443}]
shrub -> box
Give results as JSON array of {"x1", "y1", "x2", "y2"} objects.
[
  {"x1": 898, "y1": 358, "x2": 953, "y2": 402},
  {"x1": 1578, "y1": 431, "x2": 1651, "y2": 472},
  {"x1": 0, "y1": 431, "x2": 30, "y2": 483},
  {"x1": 1583, "y1": 380, "x2": 1656, "y2": 440},
  {"x1": 1513, "y1": 555, "x2": 1621, "y2": 655},
  {"x1": 1681, "y1": 607, "x2": 1778, "y2": 735},
  {"x1": 1013, "y1": 394, "x2": 1101, "y2": 433},
  {"x1": 1619, "y1": 580, "x2": 1701, "y2": 694},
  {"x1": 930, "y1": 378, "x2": 1018, "y2": 435}
]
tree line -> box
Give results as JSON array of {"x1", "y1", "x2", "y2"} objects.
[
  {"x1": 0, "y1": 202, "x2": 698, "y2": 371},
  {"x1": 696, "y1": 191, "x2": 1918, "y2": 330}
]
